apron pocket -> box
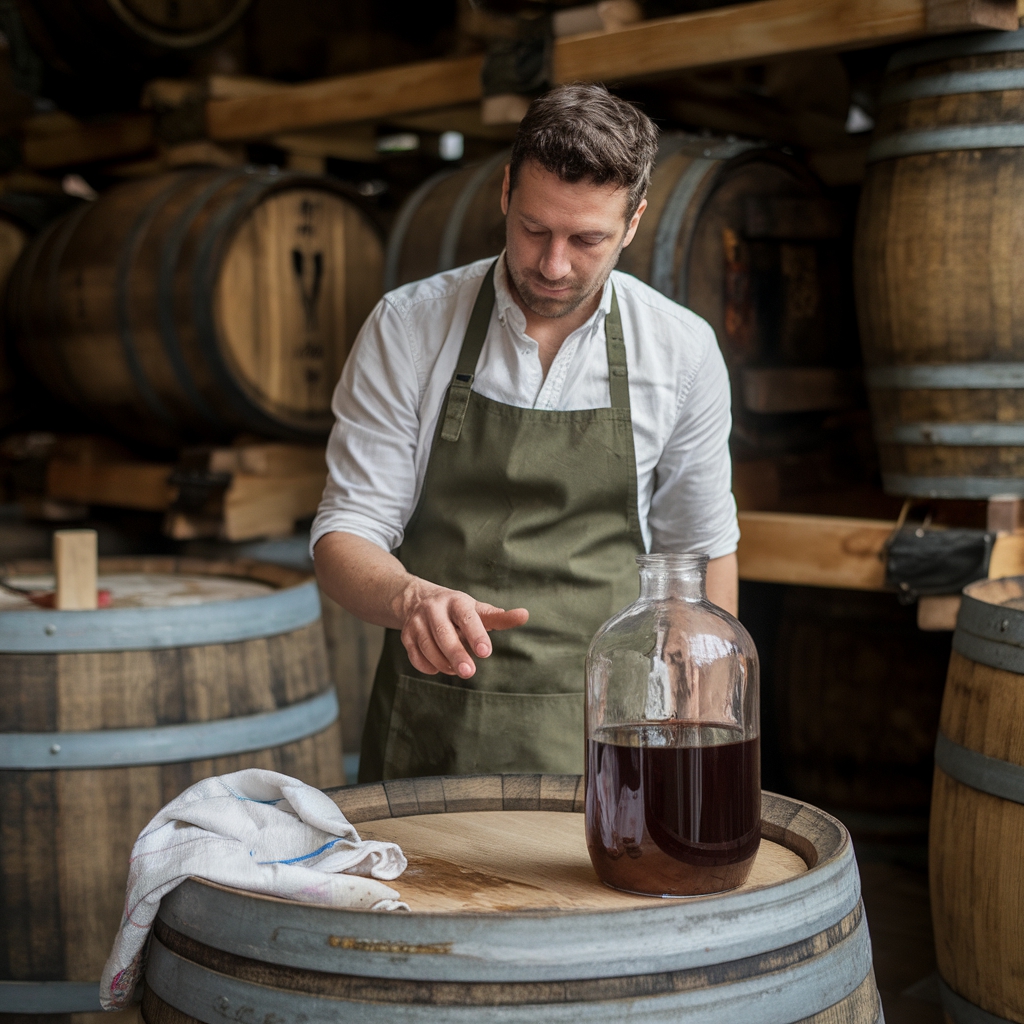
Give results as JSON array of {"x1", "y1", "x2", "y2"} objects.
[{"x1": 382, "y1": 674, "x2": 584, "y2": 779}]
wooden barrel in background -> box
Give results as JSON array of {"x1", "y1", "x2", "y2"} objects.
[
  {"x1": 7, "y1": 169, "x2": 384, "y2": 448},
  {"x1": 0, "y1": 557, "x2": 344, "y2": 1022},
  {"x1": 144, "y1": 774, "x2": 882, "y2": 1023},
  {"x1": 855, "y1": 28, "x2": 1024, "y2": 500},
  {"x1": 385, "y1": 136, "x2": 860, "y2": 466},
  {"x1": 930, "y1": 576, "x2": 1024, "y2": 1024},
  {"x1": 20, "y1": 0, "x2": 254, "y2": 52},
  {"x1": 774, "y1": 587, "x2": 952, "y2": 819}
]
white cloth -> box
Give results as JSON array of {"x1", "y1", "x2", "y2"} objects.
[
  {"x1": 99, "y1": 770, "x2": 408, "y2": 1011},
  {"x1": 312, "y1": 255, "x2": 739, "y2": 560}
]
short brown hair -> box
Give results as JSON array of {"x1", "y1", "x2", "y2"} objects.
[{"x1": 508, "y1": 83, "x2": 659, "y2": 219}]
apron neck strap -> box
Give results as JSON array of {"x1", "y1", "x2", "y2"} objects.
[
  {"x1": 441, "y1": 260, "x2": 629, "y2": 442},
  {"x1": 605, "y1": 287, "x2": 630, "y2": 412}
]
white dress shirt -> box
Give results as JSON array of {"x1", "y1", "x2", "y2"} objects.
[{"x1": 312, "y1": 256, "x2": 739, "y2": 561}]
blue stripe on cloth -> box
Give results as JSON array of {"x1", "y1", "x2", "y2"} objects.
[{"x1": 258, "y1": 838, "x2": 344, "y2": 865}]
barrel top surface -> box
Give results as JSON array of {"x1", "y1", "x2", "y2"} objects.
[
  {"x1": 157, "y1": 775, "x2": 860, "y2": 984},
  {"x1": 0, "y1": 557, "x2": 319, "y2": 652},
  {"x1": 0, "y1": 572, "x2": 272, "y2": 611},
  {"x1": 962, "y1": 575, "x2": 1024, "y2": 612},
  {"x1": 357, "y1": 810, "x2": 804, "y2": 914}
]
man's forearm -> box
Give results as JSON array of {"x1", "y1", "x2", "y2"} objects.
[
  {"x1": 706, "y1": 552, "x2": 738, "y2": 617},
  {"x1": 313, "y1": 531, "x2": 414, "y2": 629}
]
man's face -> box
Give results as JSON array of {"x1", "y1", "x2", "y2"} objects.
[{"x1": 501, "y1": 160, "x2": 647, "y2": 320}]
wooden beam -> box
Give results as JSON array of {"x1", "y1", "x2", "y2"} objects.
[
  {"x1": 555, "y1": 0, "x2": 1015, "y2": 84},
  {"x1": 206, "y1": 55, "x2": 483, "y2": 142},
  {"x1": 204, "y1": 0, "x2": 1012, "y2": 142},
  {"x1": 23, "y1": 113, "x2": 155, "y2": 169},
  {"x1": 46, "y1": 459, "x2": 176, "y2": 512},
  {"x1": 739, "y1": 510, "x2": 1024, "y2": 596},
  {"x1": 737, "y1": 511, "x2": 891, "y2": 590}
]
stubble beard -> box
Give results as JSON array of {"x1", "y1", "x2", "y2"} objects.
[{"x1": 505, "y1": 241, "x2": 625, "y2": 320}]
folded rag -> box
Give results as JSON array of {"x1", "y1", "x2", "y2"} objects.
[{"x1": 99, "y1": 769, "x2": 408, "y2": 1011}]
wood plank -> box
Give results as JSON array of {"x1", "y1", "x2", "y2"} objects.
[
  {"x1": 22, "y1": 113, "x2": 155, "y2": 169},
  {"x1": 737, "y1": 511, "x2": 891, "y2": 590},
  {"x1": 46, "y1": 459, "x2": 177, "y2": 512},
  {"x1": 206, "y1": 55, "x2": 484, "y2": 142},
  {"x1": 555, "y1": 0, "x2": 1013, "y2": 84},
  {"x1": 204, "y1": 0, "x2": 1013, "y2": 141},
  {"x1": 357, "y1": 810, "x2": 804, "y2": 913}
]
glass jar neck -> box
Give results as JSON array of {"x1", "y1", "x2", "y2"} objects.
[{"x1": 637, "y1": 554, "x2": 708, "y2": 601}]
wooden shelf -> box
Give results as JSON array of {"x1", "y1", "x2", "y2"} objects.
[
  {"x1": 737, "y1": 510, "x2": 1024, "y2": 596},
  {"x1": 205, "y1": 0, "x2": 1016, "y2": 142}
]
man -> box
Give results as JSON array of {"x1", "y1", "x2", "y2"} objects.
[{"x1": 313, "y1": 83, "x2": 739, "y2": 782}]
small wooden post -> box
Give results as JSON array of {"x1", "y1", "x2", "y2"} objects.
[
  {"x1": 987, "y1": 495, "x2": 1023, "y2": 535},
  {"x1": 53, "y1": 529, "x2": 98, "y2": 610}
]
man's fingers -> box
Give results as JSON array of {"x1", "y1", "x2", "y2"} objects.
[
  {"x1": 402, "y1": 625, "x2": 451, "y2": 676},
  {"x1": 452, "y1": 598, "x2": 492, "y2": 658},
  {"x1": 427, "y1": 607, "x2": 476, "y2": 678},
  {"x1": 478, "y1": 604, "x2": 530, "y2": 631}
]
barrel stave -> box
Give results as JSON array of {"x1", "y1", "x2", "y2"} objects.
[{"x1": 930, "y1": 585, "x2": 1024, "y2": 1022}]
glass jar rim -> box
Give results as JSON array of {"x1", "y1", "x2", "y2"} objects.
[{"x1": 636, "y1": 552, "x2": 710, "y2": 569}]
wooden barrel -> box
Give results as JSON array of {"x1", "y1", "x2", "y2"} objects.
[
  {"x1": 385, "y1": 136, "x2": 857, "y2": 456},
  {"x1": 775, "y1": 586, "x2": 952, "y2": 816},
  {"x1": 7, "y1": 169, "x2": 384, "y2": 448},
  {"x1": 143, "y1": 773, "x2": 881, "y2": 1023},
  {"x1": 855, "y1": 28, "x2": 1024, "y2": 500},
  {"x1": 0, "y1": 557, "x2": 344, "y2": 1021},
  {"x1": 930, "y1": 575, "x2": 1024, "y2": 1023},
  {"x1": 22, "y1": 0, "x2": 253, "y2": 52}
]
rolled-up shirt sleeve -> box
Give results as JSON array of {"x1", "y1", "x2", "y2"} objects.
[
  {"x1": 311, "y1": 297, "x2": 422, "y2": 556},
  {"x1": 647, "y1": 329, "x2": 739, "y2": 560}
]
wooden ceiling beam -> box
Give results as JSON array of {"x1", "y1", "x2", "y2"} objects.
[{"x1": 204, "y1": 0, "x2": 1016, "y2": 142}]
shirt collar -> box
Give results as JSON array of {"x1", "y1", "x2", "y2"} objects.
[{"x1": 493, "y1": 252, "x2": 614, "y2": 337}]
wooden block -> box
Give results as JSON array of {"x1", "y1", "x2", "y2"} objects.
[
  {"x1": 22, "y1": 113, "x2": 155, "y2": 169},
  {"x1": 987, "y1": 495, "x2": 1023, "y2": 534},
  {"x1": 206, "y1": 55, "x2": 484, "y2": 142},
  {"x1": 53, "y1": 529, "x2": 97, "y2": 610},
  {"x1": 741, "y1": 367, "x2": 860, "y2": 414},
  {"x1": 221, "y1": 471, "x2": 326, "y2": 541},
  {"x1": 918, "y1": 595, "x2": 961, "y2": 631},
  {"x1": 925, "y1": 0, "x2": 1018, "y2": 29},
  {"x1": 195, "y1": 443, "x2": 325, "y2": 477},
  {"x1": 553, "y1": 0, "x2": 643, "y2": 36},
  {"x1": 481, "y1": 94, "x2": 532, "y2": 126},
  {"x1": 989, "y1": 533, "x2": 1024, "y2": 579},
  {"x1": 737, "y1": 511, "x2": 891, "y2": 590},
  {"x1": 46, "y1": 459, "x2": 177, "y2": 512}
]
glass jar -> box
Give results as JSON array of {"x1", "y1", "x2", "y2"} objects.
[{"x1": 585, "y1": 553, "x2": 760, "y2": 897}]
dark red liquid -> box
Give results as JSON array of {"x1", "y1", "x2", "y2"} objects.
[{"x1": 586, "y1": 723, "x2": 761, "y2": 896}]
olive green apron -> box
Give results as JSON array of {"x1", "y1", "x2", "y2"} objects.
[{"x1": 359, "y1": 261, "x2": 644, "y2": 782}]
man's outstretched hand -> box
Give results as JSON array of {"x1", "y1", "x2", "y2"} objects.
[{"x1": 396, "y1": 579, "x2": 529, "y2": 678}]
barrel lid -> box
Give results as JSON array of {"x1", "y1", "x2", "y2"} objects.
[
  {"x1": 887, "y1": 27, "x2": 1024, "y2": 74},
  {"x1": 157, "y1": 778, "x2": 861, "y2": 985}
]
